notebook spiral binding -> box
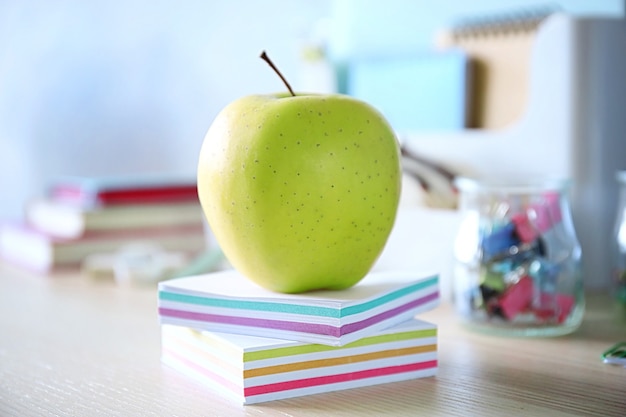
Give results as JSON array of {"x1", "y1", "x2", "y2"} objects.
[{"x1": 449, "y1": 5, "x2": 561, "y2": 39}]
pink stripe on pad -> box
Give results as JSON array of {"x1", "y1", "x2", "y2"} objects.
[{"x1": 244, "y1": 360, "x2": 438, "y2": 397}]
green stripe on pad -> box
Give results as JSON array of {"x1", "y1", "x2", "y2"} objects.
[{"x1": 244, "y1": 328, "x2": 437, "y2": 362}]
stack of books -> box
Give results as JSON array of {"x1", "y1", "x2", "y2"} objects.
[
  {"x1": 158, "y1": 269, "x2": 440, "y2": 404},
  {"x1": 0, "y1": 175, "x2": 207, "y2": 273}
]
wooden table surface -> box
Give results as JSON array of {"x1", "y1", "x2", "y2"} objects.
[{"x1": 1, "y1": 262, "x2": 625, "y2": 416}]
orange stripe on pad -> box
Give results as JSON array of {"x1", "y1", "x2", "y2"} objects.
[{"x1": 244, "y1": 344, "x2": 437, "y2": 378}]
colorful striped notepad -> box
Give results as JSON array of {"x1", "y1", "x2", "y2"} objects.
[
  {"x1": 161, "y1": 318, "x2": 438, "y2": 404},
  {"x1": 158, "y1": 270, "x2": 439, "y2": 346}
]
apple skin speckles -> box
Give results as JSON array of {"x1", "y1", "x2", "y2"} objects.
[{"x1": 197, "y1": 93, "x2": 401, "y2": 293}]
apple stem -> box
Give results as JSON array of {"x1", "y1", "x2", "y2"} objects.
[{"x1": 260, "y1": 50, "x2": 295, "y2": 97}]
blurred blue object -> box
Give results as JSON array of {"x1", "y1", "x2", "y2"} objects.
[{"x1": 347, "y1": 50, "x2": 470, "y2": 132}]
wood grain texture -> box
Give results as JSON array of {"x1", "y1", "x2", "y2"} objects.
[{"x1": 1, "y1": 263, "x2": 625, "y2": 416}]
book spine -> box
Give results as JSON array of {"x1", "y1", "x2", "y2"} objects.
[
  {"x1": 51, "y1": 185, "x2": 199, "y2": 206},
  {"x1": 94, "y1": 186, "x2": 199, "y2": 205},
  {"x1": 60, "y1": 223, "x2": 206, "y2": 243}
]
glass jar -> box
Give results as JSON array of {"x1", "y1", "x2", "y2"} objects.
[
  {"x1": 612, "y1": 171, "x2": 626, "y2": 307},
  {"x1": 452, "y1": 176, "x2": 584, "y2": 336}
]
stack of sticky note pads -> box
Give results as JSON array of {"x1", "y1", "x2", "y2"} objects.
[{"x1": 158, "y1": 270, "x2": 440, "y2": 404}]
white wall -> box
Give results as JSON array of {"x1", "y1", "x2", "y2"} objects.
[{"x1": 0, "y1": 0, "x2": 331, "y2": 219}]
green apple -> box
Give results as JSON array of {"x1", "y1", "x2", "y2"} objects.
[{"x1": 197, "y1": 52, "x2": 401, "y2": 293}]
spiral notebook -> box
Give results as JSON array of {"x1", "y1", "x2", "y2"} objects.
[{"x1": 436, "y1": 7, "x2": 556, "y2": 129}]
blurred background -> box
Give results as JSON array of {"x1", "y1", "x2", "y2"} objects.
[
  {"x1": 1, "y1": 0, "x2": 623, "y2": 220},
  {"x1": 1, "y1": 0, "x2": 625, "y2": 294}
]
